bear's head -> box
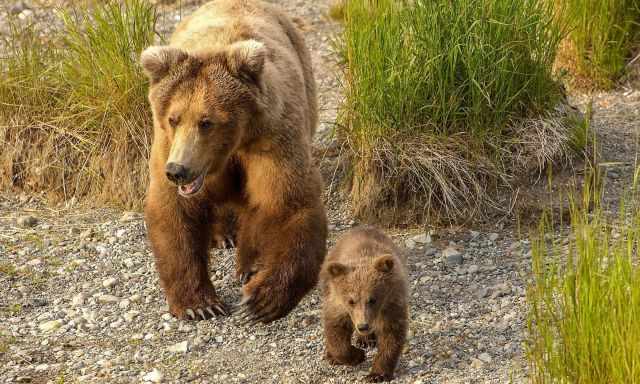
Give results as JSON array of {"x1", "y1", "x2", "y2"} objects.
[
  {"x1": 323, "y1": 254, "x2": 397, "y2": 336},
  {"x1": 140, "y1": 40, "x2": 267, "y2": 197}
]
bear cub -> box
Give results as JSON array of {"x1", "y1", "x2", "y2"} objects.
[{"x1": 320, "y1": 226, "x2": 409, "y2": 382}]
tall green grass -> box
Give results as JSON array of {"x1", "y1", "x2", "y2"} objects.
[
  {"x1": 558, "y1": 0, "x2": 640, "y2": 89},
  {"x1": 527, "y1": 174, "x2": 640, "y2": 383},
  {"x1": 0, "y1": 0, "x2": 157, "y2": 208},
  {"x1": 338, "y1": 0, "x2": 576, "y2": 223}
]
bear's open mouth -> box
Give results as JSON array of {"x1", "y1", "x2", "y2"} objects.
[{"x1": 178, "y1": 174, "x2": 205, "y2": 197}]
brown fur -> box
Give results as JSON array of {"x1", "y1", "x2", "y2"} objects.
[
  {"x1": 321, "y1": 226, "x2": 408, "y2": 382},
  {"x1": 141, "y1": 0, "x2": 326, "y2": 322}
]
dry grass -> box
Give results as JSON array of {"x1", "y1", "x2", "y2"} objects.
[
  {"x1": 0, "y1": 0, "x2": 156, "y2": 209},
  {"x1": 338, "y1": 0, "x2": 584, "y2": 224}
]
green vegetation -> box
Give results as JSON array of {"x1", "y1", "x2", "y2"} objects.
[
  {"x1": 338, "y1": 0, "x2": 578, "y2": 223},
  {"x1": 527, "y1": 174, "x2": 640, "y2": 383},
  {"x1": 557, "y1": 0, "x2": 640, "y2": 89},
  {"x1": 0, "y1": 0, "x2": 157, "y2": 209}
]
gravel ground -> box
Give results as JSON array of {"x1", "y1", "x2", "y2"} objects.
[{"x1": 1, "y1": 1, "x2": 639, "y2": 383}]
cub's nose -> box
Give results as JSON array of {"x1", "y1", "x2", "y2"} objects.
[
  {"x1": 165, "y1": 162, "x2": 189, "y2": 184},
  {"x1": 357, "y1": 323, "x2": 370, "y2": 333}
]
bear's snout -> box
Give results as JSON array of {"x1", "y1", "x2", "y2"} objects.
[{"x1": 165, "y1": 162, "x2": 190, "y2": 184}]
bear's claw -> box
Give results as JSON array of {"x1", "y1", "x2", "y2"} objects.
[
  {"x1": 364, "y1": 372, "x2": 393, "y2": 383},
  {"x1": 183, "y1": 304, "x2": 227, "y2": 321}
]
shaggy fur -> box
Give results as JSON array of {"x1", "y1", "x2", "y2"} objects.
[
  {"x1": 321, "y1": 226, "x2": 409, "y2": 382},
  {"x1": 141, "y1": 0, "x2": 326, "y2": 323}
]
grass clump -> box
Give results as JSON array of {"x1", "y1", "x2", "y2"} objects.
[
  {"x1": 0, "y1": 0, "x2": 157, "y2": 208},
  {"x1": 338, "y1": 0, "x2": 578, "y2": 224},
  {"x1": 556, "y1": 0, "x2": 640, "y2": 90},
  {"x1": 527, "y1": 175, "x2": 640, "y2": 383}
]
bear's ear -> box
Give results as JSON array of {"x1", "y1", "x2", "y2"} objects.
[
  {"x1": 226, "y1": 39, "x2": 267, "y2": 84},
  {"x1": 373, "y1": 254, "x2": 395, "y2": 273},
  {"x1": 327, "y1": 262, "x2": 350, "y2": 278},
  {"x1": 140, "y1": 46, "x2": 189, "y2": 83}
]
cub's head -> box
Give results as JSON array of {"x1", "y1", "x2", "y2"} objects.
[
  {"x1": 140, "y1": 40, "x2": 266, "y2": 197},
  {"x1": 323, "y1": 254, "x2": 397, "y2": 336}
]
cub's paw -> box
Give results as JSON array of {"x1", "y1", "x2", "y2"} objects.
[
  {"x1": 168, "y1": 287, "x2": 229, "y2": 321},
  {"x1": 324, "y1": 347, "x2": 365, "y2": 366},
  {"x1": 355, "y1": 333, "x2": 377, "y2": 349},
  {"x1": 364, "y1": 372, "x2": 394, "y2": 383}
]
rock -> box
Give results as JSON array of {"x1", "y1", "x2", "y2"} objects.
[
  {"x1": 470, "y1": 358, "x2": 483, "y2": 369},
  {"x1": 478, "y1": 352, "x2": 492, "y2": 363},
  {"x1": 469, "y1": 230, "x2": 480, "y2": 239},
  {"x1": 405, "y1": 239, "x2": 416, "y2": 249},
  {"x1": 95, "y1": 245, "x2": 109, "y2": 256},
  {"x1": 71, "y1": 293, "x2": 86, "y2": 307},
  {"x1": 424, "y1": 247, "x2": 437, "y2": 257},
  {"x1": 26, "y1": 258, "x2": 42, "y2": 266},
  {"x1": 130, "y1": 294, "x2": 142, "y2": 303},
  {"x1": 488, "y1": 233, "x2": 499, "y2": 242},
  {"x1": 17, "y1": 215, "x2": 38, "y2": 228},
  {"x1": 120, "y1": 211, "x2": 138, "y2": 222},
  {"x1": 124, "y1": 310, "x2": 140, "y2": 323},
  {"x1": 97, "y1": 295, "x2": 119, "y2": 304},
  {"x1": 467, "y1": 264, "x2": 479, "y2": 274},
  {"x1": 443, "y1": 247, "x2": 463, "y2": 266},
  {"x1": 39, "y1": 320, "x2": 63, "y2": 332},
  {"x1": 119, "y1": 299, "x2": 130, "y2": 309},
  {"x1": 143, "y1": 368, "x2": 163, "y2": 383},
  {"x1": 123, "y1": 258, "x2": 135, "y2": 268},
  {"x1": 413, "y1": 233, "x2": 431, "y2": 244},
  {"x1": 161, "y1": 313, "x2": 172, "y2": 321},
  {"x1": 475, "y1": 287, "x2": 489, "y2": 299},
  {"x1": 102, "y1": 277, "x2": 117, "y2": 288},
  {"x1": 10, "y1": 1, "x2": 28, "y2": 15},
  {"x1": 80, "y1": 229, "x2": 92, "y2": 239},
  {"x1": 168, "y1": 341, "x2": 189, "y2": 353},
  {"x1": 215, "y1": 336, "x2": 223, "y2": 343}
]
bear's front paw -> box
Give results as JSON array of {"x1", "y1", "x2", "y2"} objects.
[
  {"x1": 168, "y1": 286, "x2": 228, "y2": 321},
  {"x1": 364, "y1": 372, "x2": 394, "y2": 383},
  {"x1": 235, "y1": 269, "x2": 299, "y2": 324}
]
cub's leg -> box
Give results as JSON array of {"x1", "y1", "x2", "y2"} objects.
[
  {"x1": 323, "y1": 312, "x2": 365, "y2": 366},
  {"x1": 365, "y1": 312, "x2": 407, "y2": 382}
]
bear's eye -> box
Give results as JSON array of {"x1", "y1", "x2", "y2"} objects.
[
  {"x1": 168, "y1": 117, "x2": 179, "y2": 128},
  {"x1": 198, "y1": 119, "x2": 213, "y2": 130},
  {"x1": 348, "y1": 299, "x2": 355, "y2": 306},
  {"x1": 367, "y1": 298, "x2": 376, "y2": 305}
]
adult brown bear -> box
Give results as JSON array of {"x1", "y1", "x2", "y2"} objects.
[{"x1": 140, "y1": 0, "x2": 327, "y2": 323}]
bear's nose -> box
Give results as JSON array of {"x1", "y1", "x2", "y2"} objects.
[
  {"x1": 165, "y1": 162, "x2": 189, "y2": 184},
  {"x1": 357, "y1": 323, "x2": 369, "y2": 332}
]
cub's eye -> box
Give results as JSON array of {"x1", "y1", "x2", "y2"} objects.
[
  {"x1": 367, "y1": 298, "x2": 376, "y2": 305},
  {"x1": 198, "y1": 119, "x2": 213, "y2": 130},
  {"x1": 168, "y1": 117, "x2": 179, "y2": 128},
  {"x1": 348, "y1": 299, "x2": 355, "y2": 306}
]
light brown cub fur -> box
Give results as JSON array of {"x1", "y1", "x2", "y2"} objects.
[
  {"x1": 321, "y1": 226, "x2": 409, "y2": 382},
  {"x1": 140, "y1": 0, "x2": 327, "y2": 323}
]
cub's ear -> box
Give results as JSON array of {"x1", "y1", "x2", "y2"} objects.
[
  {"x1": 326, "y1": 262, "x2": 350, "y2": 278},
  {"x1": 226, "y1": 39, "x2": 267, "y2": 84},
  {"x1": 373, "y1": 254, "x2": 395, "y2": 273},
  {"x1": 140, "y1": 46, "x2": 189, "y2": 83}
]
